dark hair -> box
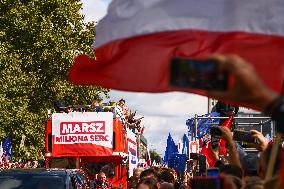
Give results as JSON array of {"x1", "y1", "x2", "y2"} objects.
[
  {"x1": 119, "y1": 99, "x2": 125, "y2": 104},
  {"x1": 158, "y1": 169, "x2": 175, "y2": 183},
  {"x1": 215, "y1": 101, "x2": 239, "y2": 117},
  {"x1": 240, "y1": 153, "x2": 258, "y2": 176},
  {"x1": 219, "y1": 164, "x2": 243, "y2": 179},
  {"x1": 140, "y1": 168, "x2": 158, "y2": 180},
  {"x1": 53, "y1": 100, "x2": 66, "y2": 112},
  {"x1": 137, "y1": 177, "x2": 158, "y2": 189},
  {"x1": 214, "y1": 160, "x2": 225, "y2": 168}
]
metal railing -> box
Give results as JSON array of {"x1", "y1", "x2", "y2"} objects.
[{"x1": 190, "y1": 115, "x2": 274, "y2": 141}]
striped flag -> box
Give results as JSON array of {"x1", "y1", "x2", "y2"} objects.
[
  {"x1": 69, "y1": 0, "x2": 284, "y2": 96},
  {"x1": 0, "y1": 142, "x2": 3, "y2": 164}
]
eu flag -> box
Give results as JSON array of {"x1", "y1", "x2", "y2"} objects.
[
  {"x1": 187, "y1": 112, "x2": 220, "y2": 139},
  {"x1": 164, "y1": 133, "x2": 178, "y2": 163},
  {"x1": 2, "y1": 136, "x2": 12, "y2": 160},
  {"x1": 168, "y1": 154, "x2": 187, "y2": 173}
]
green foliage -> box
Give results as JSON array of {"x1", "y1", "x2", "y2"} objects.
[
  {"x1": 0, "y1": 0, "x2": 109, "y2": 160},
  {"x1": 150, "y1": 150, "x2": 162, "y2": 164}
]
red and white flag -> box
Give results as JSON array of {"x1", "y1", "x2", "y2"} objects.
[{"x1": 69, "y1": 0, "x2": 284, "y2": 95}]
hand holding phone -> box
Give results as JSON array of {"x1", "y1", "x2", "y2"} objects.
[
  {"x1": 170, "y1": 58, "x2": 228, "y2": 90},
  {"x1": 233, "y1": 130, "x2": 257, "y2": 144}
]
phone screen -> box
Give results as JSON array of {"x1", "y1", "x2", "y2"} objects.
[
  {"x1": 170, "y1": 58, "x2": 228, "y2": 90},
  {"x1": 233, "y1": 130, "x2": 256, "y2": 143},
  {"x1": 206, "y1": 168, "x2": 220, "y2": 176}
]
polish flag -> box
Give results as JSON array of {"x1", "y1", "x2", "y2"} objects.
[{"x1": 68, "y1": 0, "x2": 284, "y2": 95}]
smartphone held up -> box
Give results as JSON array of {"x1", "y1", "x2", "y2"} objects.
[{"x1": 169, "y1": 58, "x2": 228, "y2": 91}]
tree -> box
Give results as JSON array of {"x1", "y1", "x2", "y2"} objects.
[
  {"x1": 0, "y1": 0, "x2": 108, "y2": 160},
  {"x1": 149, "y1": 150, "x2": 162, "y2": 164}
]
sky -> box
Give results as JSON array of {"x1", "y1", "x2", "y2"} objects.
[{"x1": 80, "y1": 0, "x2": 208, "y2": 156}]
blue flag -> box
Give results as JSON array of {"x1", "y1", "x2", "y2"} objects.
[
  {"x1": 2, "y1": 136, "x2": 12, "y2": 160},
  {"x1": 186, "y1": 112, "x2": 220, "y2": 139},
  {"x1": 181, "y1": 134, "x2": 189, "y2": 156},
  {"x1": 168, "y1": 154, "x2": 187, "y2": 173},
  {"x1": 164, "y1": 133, "x2": 178, "y2": 163}
]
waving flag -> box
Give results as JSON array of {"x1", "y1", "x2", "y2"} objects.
[
  {"x1": 181, "y1": 134, "x2": 189, "y2": 156},
  {"x1": 164, "y1": 133, "x2": 178, "y2": 163},
  {"x1": 168, "y1": 154, "x2": 187, "y2": 173},
  {"x1": 187, "y1": 112, "x2": 220, "y2": 139},
  {"x1": 0, "y1": 142, "x2": 3, "y2": 164},
  {"x1": 200, "y1": 114, "x2": 234, "y2": 167},
  {"x1": 2, "y1": 136, "x2": 12, "y2": 160},
  {"x1": 69, "y1": 0, "x2": 284, "y2": 96}
]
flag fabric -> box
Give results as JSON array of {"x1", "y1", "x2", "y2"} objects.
[
  {"x1": 187, "y1": 112, "x2": 220, "y2": 139},
  {"x1": 164, "y1": 133, "x2": 178, "y2": 163},
  {"x1": 218, "y1": 114, "x2": 234, "y2": 156},
  {"x1": 2, "y1": 136, "x2": 12, "y2": 160},
  {"x1": 0, "y1": 142, "x2": 3, "y2": 164},
  {"x1": 182, "y1": 134, "x2": 189, "y2": 156},
  {"x1": 200, "y1": 115, "x2": 234, "y2": 167},
  {"x1": 168, "y1": 154, "x2": 187, "y2": 173},
  {"x1": 68, "y1": 0, "x2": 284, "y2": 96}
]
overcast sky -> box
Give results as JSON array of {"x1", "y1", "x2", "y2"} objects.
[{"x1": 80, "y1": 0, "x2": 208, "y2": 156}]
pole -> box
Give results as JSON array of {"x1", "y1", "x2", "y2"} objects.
[
  {"x1": 194, "y1": 114, "x2": 198, "y2": 141},
  {"x1": 137, "y1": 133, "x2": 141, "y2": 161},
  {"x1": 76, "y1": 157, "x2": 80, "y2": 169},
  {"x1": 260, "y1": 120, "x2": 263, "y2": 133}
]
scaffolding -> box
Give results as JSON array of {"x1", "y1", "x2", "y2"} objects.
[{"x1": 190, "y1": 115, "x2": 274, "y2": 152}]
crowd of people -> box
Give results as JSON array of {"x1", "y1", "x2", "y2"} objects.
[
  {"x1": 0, "y1": 159, "x2": 44, "y2": 170},
  {"x1": 1, "y1": 55, "x2": 282, "y2": 189},
  {"x1": 127, "y1": 55, "x2": 284, "y2": 189},
  {"x1": 53, "y1": 98, "x2": 145, "y2": 134},
  {"x1": 126, "y1": 127, "x2": 278, "y2": 189}
]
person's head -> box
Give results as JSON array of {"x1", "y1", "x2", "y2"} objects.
[
  {"x1": 134, "y1": 168, "x2": 144, "y2": 179},
  {"x1": 123, "y1": 106, "x2": 130, "y2": 116},
  {"x1": 215, "y1": 101, "x2": 239, "y2": 117},
  {"x1": 159, "y1": 182, "x2": 174, "y2": 189},
  {"x1": 158, "y1": 169, "x2": 175, "y2": 184},
  {"x1": 214, "y1": 160, "x2": 225, "y2": 168},
  {"x1": 241, "y1": 153, "x2": 258, "y2": 177},
  {"x1": 92, "y1": 99, "x2": 100, "y2": 107},
  {"x1": 98, "y1": 171, "x2": 107, "y2": 182},
  {"x1": 137, "y1": 177, "x2": 159, "y2": 189},
  {"x1": 66, "y1": 105, "x2": 73, "y2": 113},
  {"x1": 140, "y1": 168, "x2": 158, "y2": 180},
  {"x1": 118, "y1": 99, "x2": 125, "y2": 107}
]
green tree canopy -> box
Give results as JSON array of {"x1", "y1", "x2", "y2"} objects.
[
  {"x1": 150, "y1": 150, "x2": 162, "y2": 164},
  {"x1": 0, "y1": 0, "x2": 108, "y2": 160}
]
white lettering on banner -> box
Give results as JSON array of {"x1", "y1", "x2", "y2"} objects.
[
  {"x1": 55, "y1": 135, "x2": 109, "y2": 144},
  {"x1": 60, "y1": 121, "x2": 105, "y2": 135},
  {"x1": 52, "y1": 112, "x2": 113, "y2": 146}
]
